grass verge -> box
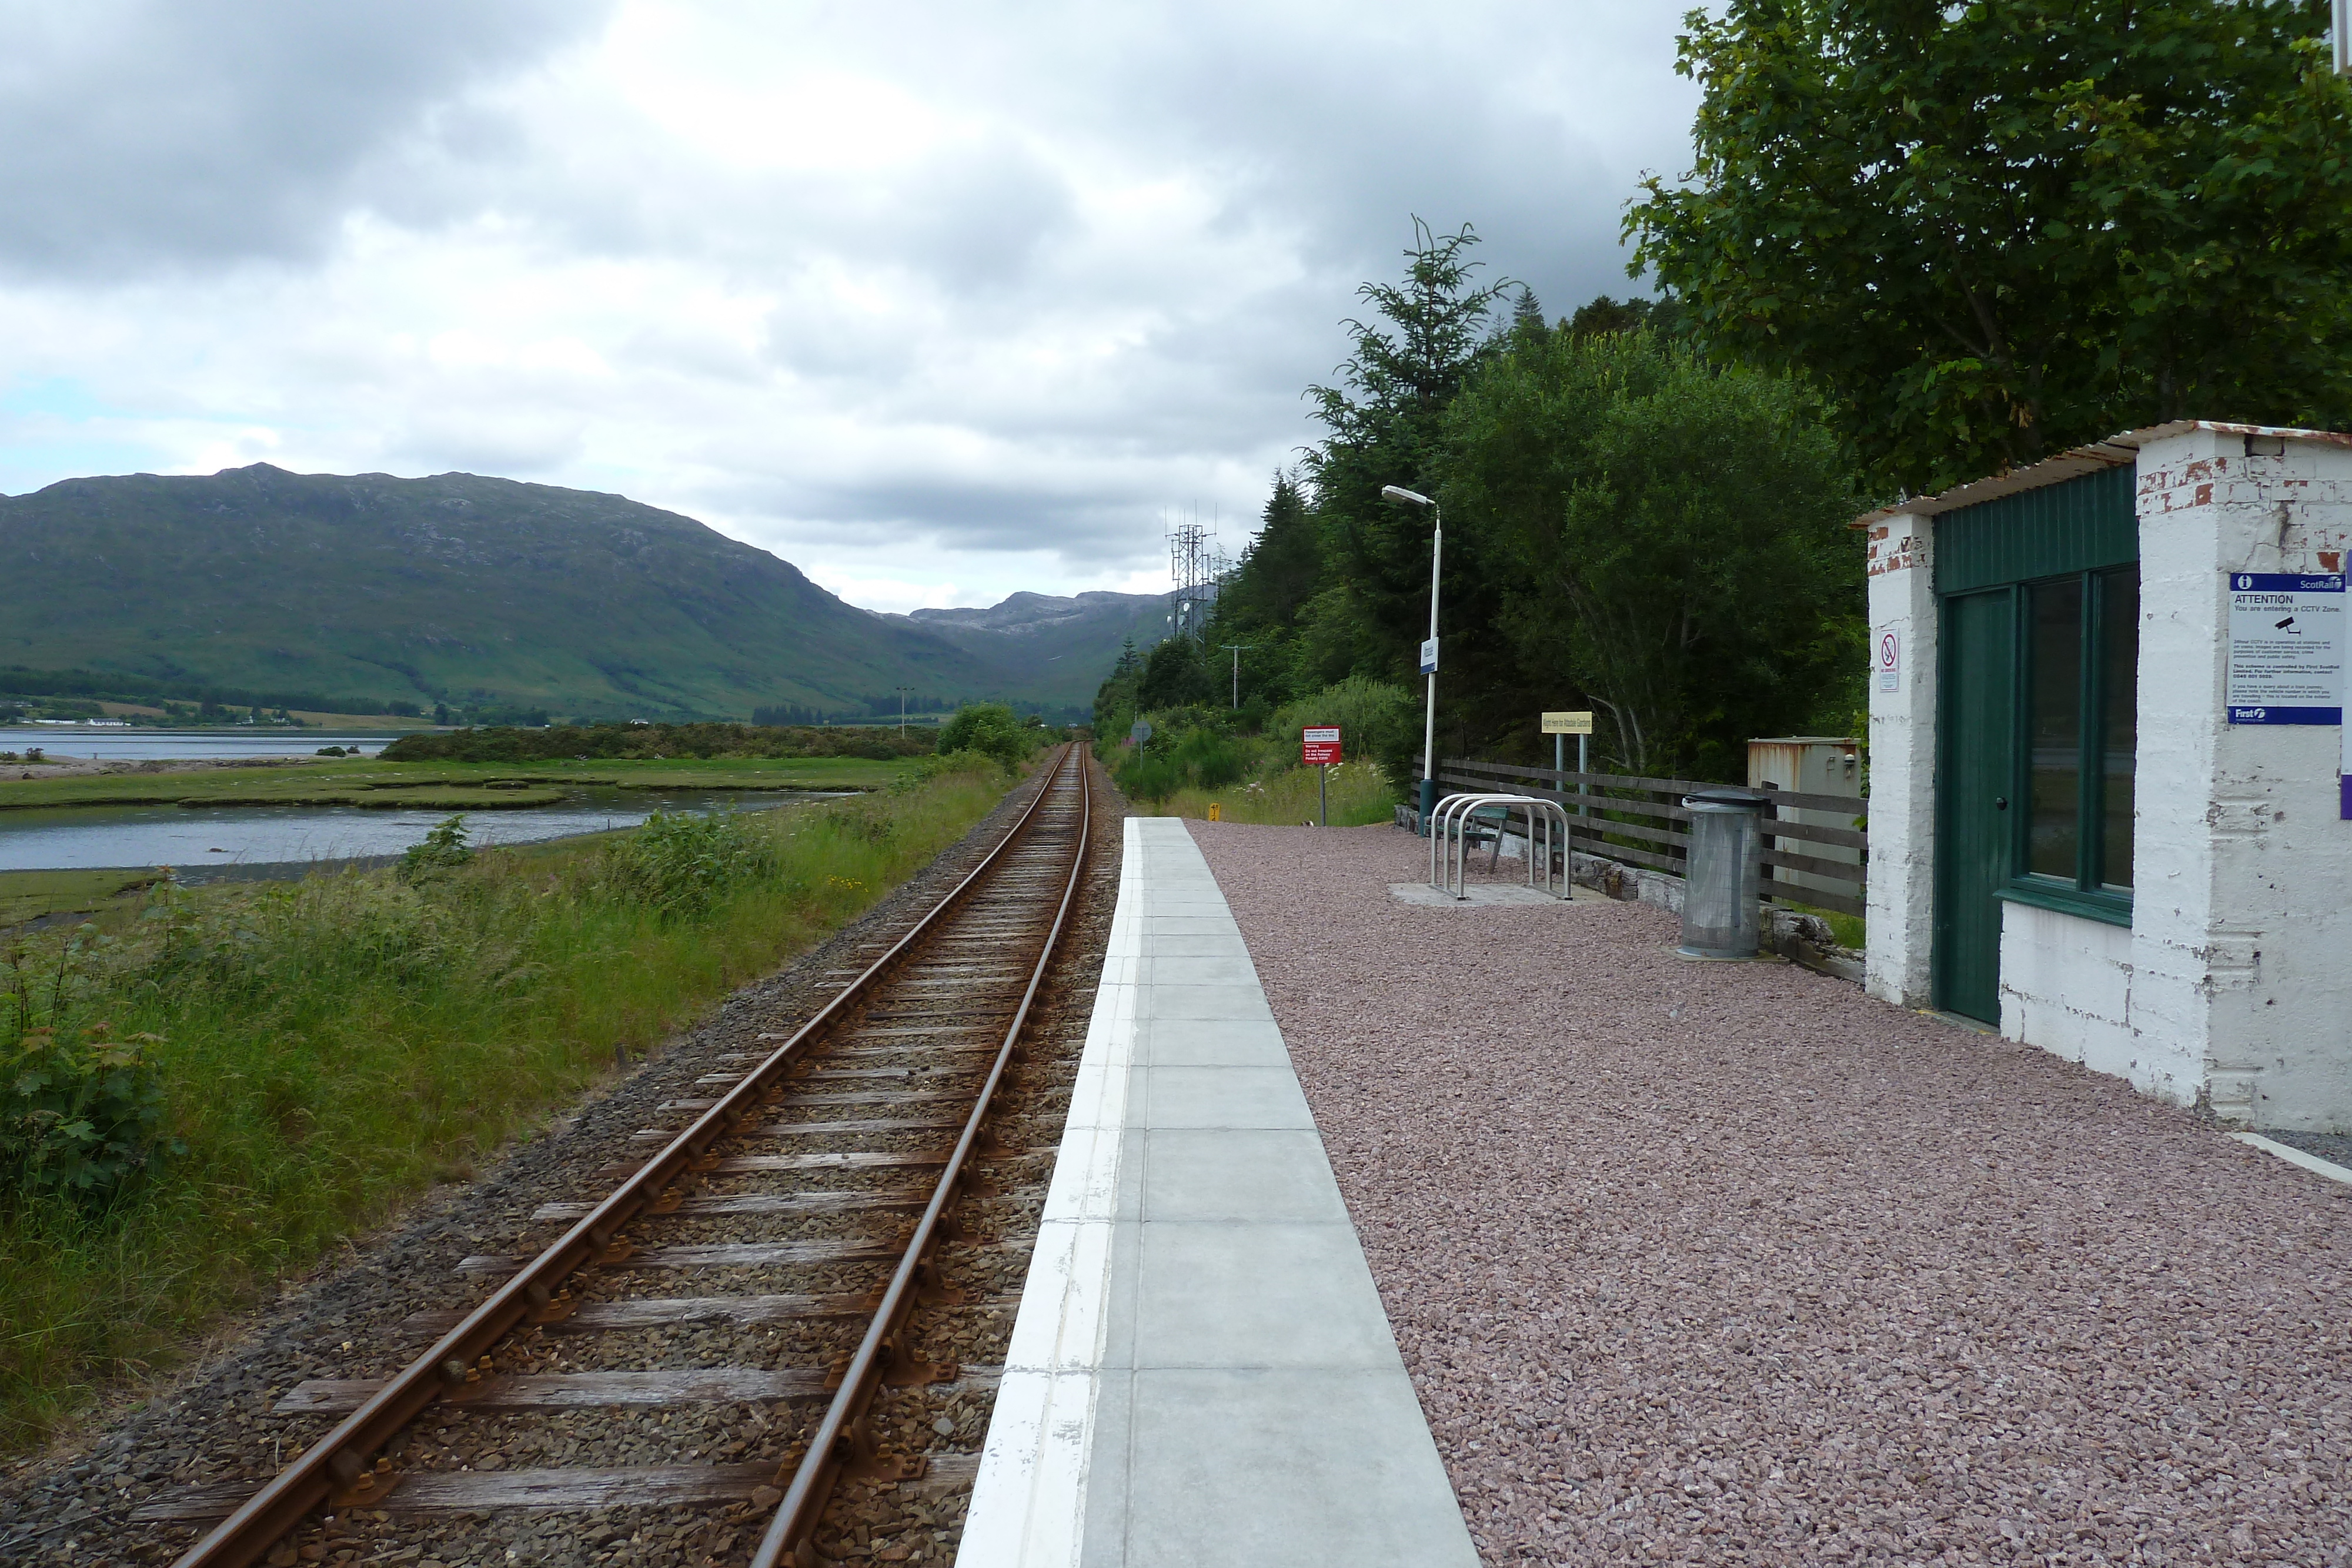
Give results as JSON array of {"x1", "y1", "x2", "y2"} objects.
[
  {"x1": 1128, "y1": 760, "x2": 1398, "y2": 827},
  {"x1": 0, "y1": 757, "x2": 1015, "y2": 1451}
]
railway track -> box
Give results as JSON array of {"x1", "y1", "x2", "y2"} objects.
[{"x1": 168, "y1": 743, "x2": 1094, "y2": 1568}]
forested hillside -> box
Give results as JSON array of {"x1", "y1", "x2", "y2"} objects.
[{"x1": 1098, "y1": 224, "x2": 1866, "y2": 787}]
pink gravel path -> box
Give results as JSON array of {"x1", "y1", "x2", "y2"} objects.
[{"x1": 1188, "y1": 820, "x2": 2352, "y2": 1566}]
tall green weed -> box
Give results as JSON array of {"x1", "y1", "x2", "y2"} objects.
[
  {"x1": 606, "y1": 808, "x2": 779, "y2": 917},
  {"x1": 1, "y1": 1024, "x2": 179, "y2": 1206}
]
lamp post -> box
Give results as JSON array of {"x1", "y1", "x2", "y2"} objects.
[
  {"x1": 1381, "y1": 484, "x2": 1441, "y2": 831},
  {"x1": 1218, "y1": 644, "x2": 1255, "y2": 709}
]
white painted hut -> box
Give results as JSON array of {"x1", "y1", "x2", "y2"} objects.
[{"x1": 1862, "y1": 422, "x2": 2350, "y2": 1129}]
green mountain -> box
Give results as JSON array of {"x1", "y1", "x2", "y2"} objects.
[
  {"x1": 0, "y1": 464, "x2": 1140, "y2": 720},
  {"x1": 889, "y1": 591, "x2": 1172, "y2": 708}
]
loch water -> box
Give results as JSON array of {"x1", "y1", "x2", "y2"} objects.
[
  {"x1": 0, "y1": 727, "x2": 397, "y2": 761},
  {"x1": 0, "y1": 787, "x2": 836, "y2": 874}
]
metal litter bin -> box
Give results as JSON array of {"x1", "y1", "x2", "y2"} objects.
[{"x1": 1678, "y1": 788, "x2": 1766, "y2": 959}]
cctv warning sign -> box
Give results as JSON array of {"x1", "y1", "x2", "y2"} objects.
[{"x1": 2226, "y1": 571, "x2": 2344, "y2": 725}]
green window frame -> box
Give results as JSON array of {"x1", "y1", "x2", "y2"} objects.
[
  {"x1": 1935, "y1": 464, "x2": 2138, "y2": 933},
  {"x1": 1998, "y1": 563, "x2": 2136, "y2": 927}
]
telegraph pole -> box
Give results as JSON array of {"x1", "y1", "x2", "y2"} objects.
[
  {"x1": 894, "y1": 686, "x2": 913, "y2": 734},
  {"x1": 1218, "y1": 644, "x2": 1255, "y2": 709}
]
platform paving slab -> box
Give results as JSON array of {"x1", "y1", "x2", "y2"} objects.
[{"x1": 961, "y1": 817, "x2": 1476, "y2": 1568}]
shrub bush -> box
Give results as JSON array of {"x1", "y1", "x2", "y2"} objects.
[
  {"x1": 1, "y1": 1021, "x2": 179, "y2": 1208},
  {"x1": 1108, "y1": 704, "x2": 1248, "y2": 801},
  {"x1": 1269, "y1": 677, "x2": 1419, "y2": 783},
  {"x1": 912, "y1": 748, "x2": 1010, "y2": 784},
  {"x1": 936, "y1": 704, "x2": 1031, "y2": 765},
  {"x1": 397, "y1": 815, "x2": 476, "y2": 885},
  {"x1": 1170, "y1": 727, "x2": 1245, "y2": 789},
  {"x1": 1116, "y1": 751, "x2": 1185, "y2": 803},
  {"x1": 606, "y1": 808, "x2": 779, "y2": 917}
]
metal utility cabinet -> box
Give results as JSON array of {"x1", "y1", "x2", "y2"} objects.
[{"x1": 1748, "y1": 737, "x2": 1863, "y2": 901}]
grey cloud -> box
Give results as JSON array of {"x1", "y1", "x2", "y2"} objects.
[
  {"x1": 364, "y1": 8, "x2": 1659, "y2": 326},
  {"x1": 706, "y1": 464, "x2": 1193, "y2": 567},
  {"x1": 881, "y1": 133, "x2": 1078, "y2": 292},
  {"x1": 0, "y1": 2, "x2": 1699, "y2": 599},
  {"x1": 0, "y1": 0, "x2": 607, "y2": 276},
  {"x1": 387, "y1": 406, "x2": 584, "y2": 475}
]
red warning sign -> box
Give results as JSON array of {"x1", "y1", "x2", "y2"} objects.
[{"x1": 1301, "y1": 726, "x2": 1342, "y2": 766}]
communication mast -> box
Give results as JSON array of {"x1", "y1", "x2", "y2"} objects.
[{"x1": 1165, "y1": 504, "x2": 1224, "y2": 642}]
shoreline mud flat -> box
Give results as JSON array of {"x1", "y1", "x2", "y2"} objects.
[{"x1": 0, "y1": 754, "x2": 330, "y2": 782}]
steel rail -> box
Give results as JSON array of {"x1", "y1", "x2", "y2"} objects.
[
  {"x1": 172, "y1": 744, "x2": 1085, "y2": 1568},
  {"x1": 752, "y1": 742, "x2": 1089, "y2": 1567}
]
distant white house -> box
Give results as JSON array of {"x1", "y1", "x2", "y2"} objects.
[{"x1": 1862, "y1": 422, "x2": 2351, "y2": 1131}]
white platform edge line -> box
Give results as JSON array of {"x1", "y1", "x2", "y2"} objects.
[
  {"x1": 2231, "y1": 1132, "x2": 2352, "y2": 1188},
  {"x1": 959, "y1": 817, "x2": 1144, "y2": 1568}
]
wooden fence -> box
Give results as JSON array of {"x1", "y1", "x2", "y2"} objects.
[{"x1": 1436, "y1": 757, "x2": 1868, "y2": 920}]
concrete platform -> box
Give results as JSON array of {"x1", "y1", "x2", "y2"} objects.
[{"x1": 961, "y1": 818, "x2": 1476, "y2": 1568}]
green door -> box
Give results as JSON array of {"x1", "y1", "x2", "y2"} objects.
[{"x1": 1935, "y1": 589, "x2": 2016, "y2": 1022}]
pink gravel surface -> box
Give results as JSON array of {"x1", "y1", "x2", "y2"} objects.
[{"x1": 1188, "y1": 820, "x2": 2352, "y2": 1567}]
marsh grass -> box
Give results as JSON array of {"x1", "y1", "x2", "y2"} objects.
[
  {"x1": 0, "y1": 868, "x2": 161, "y2": 928},
  {"x1": 1132, "y1": 760, "x2": 1398, "y2": 827},
  {"x1": 0, "y1": 753, "x2": 914, "y2": 813},
  {"x1": 0, "y1": 761, "x2": 1012, "y2": 1450}
]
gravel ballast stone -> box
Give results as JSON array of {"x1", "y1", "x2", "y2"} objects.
[{"x1": 1188, "y1": 820, "x2": 2352, "y2": 1566}]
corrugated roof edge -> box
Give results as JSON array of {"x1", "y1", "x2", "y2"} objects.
[{"x1": 1848, "y1": 420, "x2": 2352, "y2": 529}]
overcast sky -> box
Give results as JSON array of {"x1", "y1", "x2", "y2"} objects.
[{"x1": 0, "y1": 1, "x2": 1702, "y2": 613}]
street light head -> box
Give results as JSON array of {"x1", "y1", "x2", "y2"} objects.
[{"x1": 1381, "y1": 485, "x2": 1433, "y2": 508}]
